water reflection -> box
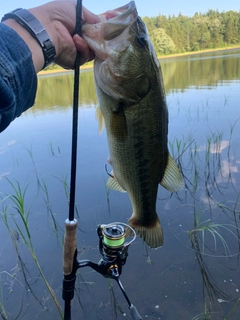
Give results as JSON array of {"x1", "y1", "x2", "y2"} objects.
[
  {"x1": 188, "y1": 225, "x2": 233, "y2": 319},
  {"x1": 162, "y1": 49, "x2": 240, "y2": 93},
  {"x1": 34, "y1": 49, "x2": 240, "y2": 109},
  {"x1": 0, "y1": 49, "x2": 240, "y2": 319},
  {"x1": 198, "y1": 140, "x2": 230, "y2": 153},
  {"x1": 36, "y1": 69, "x2": 97, "y2": 109}
]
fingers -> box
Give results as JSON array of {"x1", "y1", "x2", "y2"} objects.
[
  {"x1": 74, "y1": 7, "x2": 99, "y2": 66},
  {"x1": 82, "y1": 6, "x2": 100, "y2": 24},
  {"x1": 73, "y1": 34, "x2": 95, "y2": 65}
]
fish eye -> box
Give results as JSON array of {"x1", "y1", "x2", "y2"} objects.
[{"x1": 136, "y1": 33, "x2": 147, "y2": 48}]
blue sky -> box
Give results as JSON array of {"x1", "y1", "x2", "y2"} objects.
[{"x1": 0, "y1": 0, "x2": 239, "y2": 20}]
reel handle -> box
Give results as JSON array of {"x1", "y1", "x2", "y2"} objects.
[{"x1": 130, "y1": 304, "x2": 143, "y2": 320}]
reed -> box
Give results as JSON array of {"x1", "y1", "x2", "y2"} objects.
[
  {"x1": 0, "y1": 273, "x2": 8, "y2": 320},
  {"x1": 40, "y1": 177, "x2": 62, "y2": 242},
  {"x1": 1, "y1": 179, "x2": 63, "y2": 319},
  {"x1": 189, "y1": 218, "x2": 240, "y2": 258},
  {"x1": 1, "y1": 96, "x2": 240, "y2": 319},
  {"x1": 224, "y1": 298, "x2": 240, "y2": 320}
]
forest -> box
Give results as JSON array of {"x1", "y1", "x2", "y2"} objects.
[
  {"x1": 45, "y1": 9, "x2": 240, "y2": 72},
  {"x1": 143, "y1": 9, "x2": 240, "y2": 55}
]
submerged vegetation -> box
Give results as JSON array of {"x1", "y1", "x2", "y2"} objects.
[
  {"x1": 1, "y1": 180, "x2": 63, "y2": 319},
  {"x1": 1, "y1": 51, "x2": 240, "y2": 319},
  {"x1": 1, "y1": 119, "x2": 240, "y2": 319}
]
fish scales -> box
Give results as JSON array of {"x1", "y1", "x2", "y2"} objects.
[{"x1": 82, "y1": 1, "x2": 184, "y2": 248}]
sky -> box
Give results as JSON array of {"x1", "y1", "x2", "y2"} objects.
[{"x1": 0, "y1": 0, "x2": 239, "y2": 20}]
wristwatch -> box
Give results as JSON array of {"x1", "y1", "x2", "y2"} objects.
[{"x1": 1, "y1": 8, "x2": 56, "y2": 69}]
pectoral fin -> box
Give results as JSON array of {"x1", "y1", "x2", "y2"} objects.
[
  {"x1": 95, "y1": 106, "x2": 105, "y2": 134},
  {"x1": 160, "y1": 154, "x2": 184, "y2": 192},
  {"x1": 110, "y1": 104, "x2": 128, "y2": 141},
  {"x1": 106, "y1": 172, "x2": 127, "y2": 193}
]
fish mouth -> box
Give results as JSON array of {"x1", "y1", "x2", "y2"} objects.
[
  {"x1": 82, "y1": 1, "x2": 139, "y2": 60},
  {"x1": 100, "y1": 1, "x2": 137, "y2": 21},
  {"x1": 95, "y1": 1, "x2": 138, "y2": 42}
]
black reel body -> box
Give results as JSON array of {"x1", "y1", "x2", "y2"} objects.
[
  {"x1": 79, "y1": 222, "x2": 135, "y2": 278},
  {"x1": 63, "y1": 222, "x2": 142, "y2": 320}
]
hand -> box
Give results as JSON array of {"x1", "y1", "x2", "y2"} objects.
[{"x1": 29, "y1": 1, "x2": 100, "y2": 70}]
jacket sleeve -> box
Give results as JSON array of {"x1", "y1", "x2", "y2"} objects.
[{"x1": 0, "y1": 23, "x2": 37, "y2": 132}]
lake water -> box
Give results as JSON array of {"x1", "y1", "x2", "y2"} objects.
[{"x1": 0, "y1": 49, "x2": 240, "y2": 320}]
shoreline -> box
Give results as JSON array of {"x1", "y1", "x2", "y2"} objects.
[
  {"x1": 38, "y1": 46, "x2": 240, "y2": 76},
  {"x1": 158, "y1": 45, "x2": 240, "y2": 59}
]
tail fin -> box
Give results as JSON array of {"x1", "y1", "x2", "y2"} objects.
[{"x1": 127, "y1": 215, "x2": 163, "y2": 248}]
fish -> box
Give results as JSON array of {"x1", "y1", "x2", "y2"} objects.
[{"x1": 82, "y1": 1, "x2": 184, "y2": 248}]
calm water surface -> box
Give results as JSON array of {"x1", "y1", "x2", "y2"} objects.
[{"x1": 1, "y1": 49, "x2": 240, "y2": 319}]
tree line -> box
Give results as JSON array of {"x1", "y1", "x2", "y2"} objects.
[{"x1": 143, "y1": 9, "x2": 240, "y2": 55}]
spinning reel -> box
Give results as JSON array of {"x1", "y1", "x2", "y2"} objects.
[{"x1": 63, "y1": 222, "x2": 142, "y2": 320}]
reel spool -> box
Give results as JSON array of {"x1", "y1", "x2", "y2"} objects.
[
  {"x1": 101, "y1": 224, "x2": 126, "y2": 260},
  {"x1": 97, "y1": 222, "x2": 136, "y2": 263},
  {"x1": 66, "y1": 222, "x2": 142, "y2": 319}
]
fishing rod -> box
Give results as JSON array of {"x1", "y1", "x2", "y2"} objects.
[
  {"x1": 62, "y1": 0, "x2": 82, "y2": 319},
  {"x1": 63, "y1": 221, "x2": 143, "y2": 320},
  {"x1": 62, "y1": 1, "x2": 143, "y2": 319}
]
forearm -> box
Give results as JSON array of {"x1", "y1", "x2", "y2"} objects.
[
  {"x1": 0, "y1": 5, "x2": 56, "y2": 132},
  {"x1": 0, "y1": 23, "x2": 37, "y2": 133},
  {"x1": 2, "y1": 2, "x2": 98, "y2": 72},
  {"x1": 2, "y1": 4, "x2": 61, "y2": 73},
  {"x1": 2, "y1": 18, "x2": 45, "y2": 72},
  {"x1": 0, "y1": 1, "x2": 99, "y2": 132}
]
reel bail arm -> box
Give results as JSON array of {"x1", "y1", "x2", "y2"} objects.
[{"x1": 77, "y1": 223, "x2": 143, "y2": 320}]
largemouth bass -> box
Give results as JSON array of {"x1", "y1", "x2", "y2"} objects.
[{"x1": 82, "y1": 1, "x2": 184, "y2": 248}]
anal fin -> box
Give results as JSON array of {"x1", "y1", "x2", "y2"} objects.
[
  {"x1": 106, "y1": 172, "x2": 127, "y2": 193},
  {"x1": 160, "y1": 154, "x2": 184, "y2": 192}
]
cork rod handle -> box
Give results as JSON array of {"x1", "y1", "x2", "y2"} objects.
[{"x1": 63, "y1": 219, "x2": 78, "y2": 275}]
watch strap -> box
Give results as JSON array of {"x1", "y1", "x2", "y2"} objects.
[{"x1": 1, "y1": 8, "x2": 56, "y2": 69}]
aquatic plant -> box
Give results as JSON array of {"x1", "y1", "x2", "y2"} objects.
[
  {"x1": 0, "y1": 180, "x2": 63, "y2": 319},
  {"x1": 188, "y1": 219, "x2": 239, "y2": 257},
  {"x1": 224, "y1": 298, "x2": 240, "y2": 320}
]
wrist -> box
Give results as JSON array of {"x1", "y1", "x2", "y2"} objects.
[
  {"x1": 28, "y1": 6, "x2": 60, "y2": 57},
  {"x1": 2, "y1": 8, "x2": 56, "y2": 72},
  {"x1": 28, "y1": 4, "x2": 69, "y2": 66},
  {"x1": 2, "y1": 18, "x2": 45, "y2": 72}
]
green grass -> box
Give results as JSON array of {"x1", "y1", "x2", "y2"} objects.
[
  {"x1": 1, "y1": 115, "x2": 240, "y2": 319},
  {"x1": 1, "y1": 180, "x2": 63, "y2": 319},
  {"x1": 188, "y1": 219, "x2": 239, "y2": 257}
]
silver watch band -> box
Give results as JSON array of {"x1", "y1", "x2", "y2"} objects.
[{"x1": 1, "y1": 8, "x2": 56, "y2": 69}]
